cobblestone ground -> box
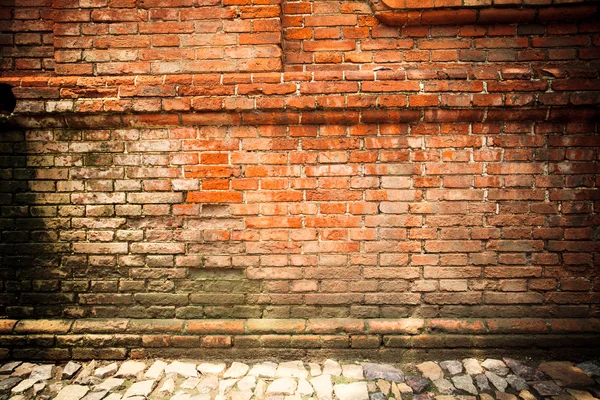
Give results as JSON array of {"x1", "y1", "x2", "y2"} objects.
[{"x1": 1, "y1": 358, "x2": 599, "y2": 400}]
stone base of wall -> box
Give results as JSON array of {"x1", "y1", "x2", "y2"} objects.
[{"x1": 2, "y1": 318, "x2": 599, "y2": 361}]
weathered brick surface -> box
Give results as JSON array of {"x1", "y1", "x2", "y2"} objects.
[
  {"x1": 1, "y1": 318, "x2": 598, "y2": 360},
  {"x1": 0, "y1": 0, "x2": 55, "y2": 75},
  {"x1": 0, "y1": 0, "x2": 598, "y2": 358}
]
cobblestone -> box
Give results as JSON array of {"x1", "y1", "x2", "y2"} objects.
[
  {"x1": 0, "y1": 358, "x2": 599, "y2": 400},
  {"x1": 485, "y1": 372, "x2": 508, "y2": 392},
  {"x1": 451, "y1": 375, "x2": 477, "y2": 395},
  {"x1": 538, "y1": 362, "x2": 595, "y2": 387},
  {"x1": 464, "y1": 359, "x2": 484, "y2": 376},
  {"x1": 440, "y1": 362, "x2": 462, "y2": 376},
  {"x1": 61, "y1": 363, "x2": 81, "y2": 380}
]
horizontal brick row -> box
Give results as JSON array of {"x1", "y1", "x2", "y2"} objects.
[
  {"x1": 2, "y1": 318, "x2": 600, "y2": 335},
  {"x1": 4, "y1": 333, "x2": 599, "y2": 361},
  {"x1": 6, "y1": 109, "x2": 599, "y2": 130},
  {"x1": 373, "y1": 5, "x2": 599, "y2": 27},
  {"x1": 4, "y1": 65, "x2": 596, "y2": 85},
  {"x1": 380, "y1": 0, "x2": 596, "y2": 9},
  {"x1": 2, "y1": 69, "x2": 599, "y2": 123},
  {"x1": 9, "y1": 93, "x2": 600, "y2": 115},
  {"x1": 3, "y1": 68, "x2": 598, "y2": 112},
  {"x1": 1, "y1": 318, "x2": 599, "y2": 360}
]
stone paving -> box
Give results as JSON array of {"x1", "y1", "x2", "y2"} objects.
[{"x1": 1, "y1": 358, "x2": 599, "y2": 400}]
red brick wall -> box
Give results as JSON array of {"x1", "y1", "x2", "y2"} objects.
[
  {"x1": 0, "y1": 0, "x2": 599, "y2": 360},
  {"x1": 51, "y1": 0, "x2": 282, "y2": 75},
  {"x1": 0, "y1": 0, "x2": 54, "y2": 75},
  {"x1": 283, "y1": 0, "x2": 600, "y2": 70}
]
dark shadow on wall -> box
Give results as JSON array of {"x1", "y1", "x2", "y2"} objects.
[
  {"x1": 0, "y1": 120, "x2": 263, "y2": 321},
  {"x1": 0, "y1": 1, "x2": 55, "y2": 77},
  {"x1": 0, "y1": 84, "x2": 16, "y2": 115},
  {"x1": 0, "y1": 1, "x2": 14, "y2": 74},
  {"x1": 0, "y1": 121, "x2": 77, "y2": 319},
  {"x1": 0, "y1": 124, "x2": 29, "y2": 318}
]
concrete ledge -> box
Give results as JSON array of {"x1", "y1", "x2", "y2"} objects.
[
  {"x1": 1, "y1": 67, "x2": 598, "y2": 128},
  {"x1": 3, "y1": 317, "x2": 600, "y2": 335},
  {"x1": 1, "y1": 68, "x2": 598, "y2": 115},
  {"x1": 369, "y1": 0, "x2": 599, "y2": 26},
  {"x1": 3, "y1": 107, "x2": 598, "y2": 130},
  {"x1": 2, "y1": 318, "x2": 600, "y2": 361}
]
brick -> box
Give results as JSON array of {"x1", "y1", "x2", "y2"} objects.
[
  {"x1": 363, "y1": 81, "x2": 420, "y2": 92},
  {"x1": 487, "y1": 319, "x2": 548, "y2": 333},
  {"x1": 14, "y1": 320, "x2": 73, "y2": 333},
  {"x1": 72, "y1": 348, "x2": 127, "y2": 360},
  {"x1": 478, "y1": 8, "x2": 536, "y2": 23},
  {"x1": 187, "y1": 192, "x2": 243, "y2": 203},
  {"x1": 364, "y1": 293, "x2": 421, "y2": 305},
  {"x1": 127, "y1": 193, "x2": 182, "y2": 204},
  {"x1": 420, "y1": 10, "x2": 477, "y2": 25},
  {"x1": 351, "y1": 335, "x2": 381, "y2": 348},
  {"x1": 304, "y1": 15, "x2": 357, "y2": 26},
  {"x1": 367, "y1": 319, "x2": 424, "y2": 334},
  {"x1": 73, "y1": 243, "x2": 128, "y2": 254},
  {"x1": 425, "y1": 240, "x2": 482, "y2": 253},
  {"x1": 0, "y1": 320, "x2": 17, "y2": 333},
  {"x1": 428, "y1": 319, "x2": 487, "y2": 333},
  {"x1": 306, "y1": 319, "x2": 364, "y2": 333},
  {"x1": 12, "y1": 349, "x2": 71, "y2": 361},
  {"x1": 485, "y1": 293, "x2": 544, "y2": 304},
  {"x1": 245, "y1": 217, "x2": 303, "y2": 229},
  {"x1": 72, "y1": 319, "x2": 129, "y2": 333},
  {"x1": 549, "y1": 319, "x2": 600, "y2": 333},
  {"x1": 201, "y1": 336, "x2": 232, "y2": 348},
  {"x1": 300, "y1": 81, "x2": 358, "y2": 94},
  {"x1": 186, "y1": 320, "x2": 245, "y2": 334},
  {"x1": 424, "y1": 293, "x2": 482, "y2": 305},
  {"x1": 128, "y1": 319, "x2": 184, "y2": 332},
  {"x1": 247, "y1": 319, "x2": 306, "y2": 333}
]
